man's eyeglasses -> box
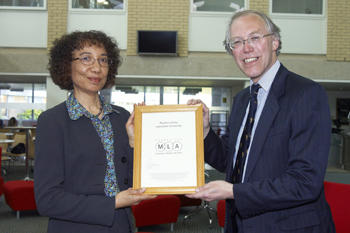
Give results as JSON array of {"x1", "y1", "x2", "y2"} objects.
[
  {"x1": 228, "y1": 34, "x2": 273, "y2": 50},
  {"x1": 73, "y1": 55, "x2": 113, "y2": 67}
]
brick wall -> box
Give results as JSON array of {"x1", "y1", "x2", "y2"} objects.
[
  {"x1": 327, "y1": 0, "x2": 350, "y2": 61},
  {"x1": 47, "y1": 0, "x2": 68, "y2": 52},
  {"x1": 127, "y1": 0, "x2": 189, "y2": 56},
  {"x1": 248, "y1": 0, "x2": 269, "y2": 15}
]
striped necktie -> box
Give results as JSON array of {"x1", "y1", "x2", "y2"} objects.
[{"x1": 232, "y1": 84, "x2": 261, "y2": 183}]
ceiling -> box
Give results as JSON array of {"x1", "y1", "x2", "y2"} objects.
[{"x1": 115, "y1": 75, "x2": 350, "y2": 92}]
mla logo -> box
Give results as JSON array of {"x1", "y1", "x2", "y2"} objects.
[{"x1": 155, "y1": 141, "x2": 182, "y2": 152}]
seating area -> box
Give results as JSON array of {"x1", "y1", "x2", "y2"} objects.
[
  {"x1": 1, "y1": 164, "x2": 350, "y2": 232},
  {"x1": 0, "y1": 131, "x2": 26, "y2": 174},
  {"x1": 0, "y1": 163, "x2": 225, "y2": 232},
  {"x1": 2, "y1": 131, "x2": 27, "y2": 159}
]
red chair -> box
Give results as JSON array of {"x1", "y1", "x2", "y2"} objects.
[
  {"x1": 132, "y1": 195, "x2": 180, "y2": 232},
  {"x1": 217, "y1": 199, "x2": 226, "y2": 233},
  {"x1": 174, "y1": 194, "x2": 202, "y2": 207},
  {"x1": 0, "y1": 176, "x2": 3, "y2": 197},
  {"x1": 3, "y1": 180, "x2": 37, "y2": 219},
  {"x1": 324, "y1": 181, "x2": 350, "y2": 233},
  {"x1": 0, "y1": 147, "x2": 4, "y2": 197}
]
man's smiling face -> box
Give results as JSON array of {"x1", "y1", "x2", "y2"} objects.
[{"x1": 230, "y1": 14, "x2": 279, "y2": 83}]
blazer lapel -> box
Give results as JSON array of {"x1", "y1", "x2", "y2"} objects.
[{"x1": 243, "y1": 64, "x2": 288, "y2": 182}]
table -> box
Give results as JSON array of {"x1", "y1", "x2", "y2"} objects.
[
  {"x1": 0, "y1": 139, "x2": 15, "y2": 144},
  {"x1": 0, "y1": 132, "x2": 14, "y2": 137},
  {"x1": 5, "y1": 126, "x2": 36, "y2": 180}
]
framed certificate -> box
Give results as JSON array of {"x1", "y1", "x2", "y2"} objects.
[{"x1": 133, "y1": 104, "x2": 205, "y2": 195}]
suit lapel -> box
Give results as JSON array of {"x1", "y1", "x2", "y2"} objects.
[{"x1": 243, "y1": 64, "x2": 288, "y2": 182}]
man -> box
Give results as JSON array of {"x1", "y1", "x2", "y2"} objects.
[{"x1": 186, "y1": 10, "x2": 335, "y2": 232}]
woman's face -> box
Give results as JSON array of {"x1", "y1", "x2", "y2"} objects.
[{"x1": 71, "y1": 45, "x2": 109, "y2": 95}]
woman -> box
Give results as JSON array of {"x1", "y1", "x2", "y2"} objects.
[
  {"x1": 34, "y1": 30, "x2": 155, "y2": 233},
  {"x1": 7, "y1": 117, "x2": 17, "y2": 127}
]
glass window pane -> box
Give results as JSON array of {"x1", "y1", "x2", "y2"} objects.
[
  {"x1": 112, "y1": 86, "x2": 144, "y2": 113},
  {"x1": 71, "y1": 0, "x2": 124, "y2": 10},
  {"x1": 179, "y1": 87, "x2": 212, "y2": 106},
  {"x1": 0, "y1": 83, "x2": 46, "y2": 123},
  {"x1": 272, "y1": 0, "x2": 323, "y2": 14},
  {"x1": 111, "y1": 85, "x2": 230, "y2": 113},
  {"x1": 0, "y1": 0, "x2": 44, "y2": 7},
  {"x1": 34, "y1": 84, "x2": 47, "y2": 105},
  {"x1": 163, "y1": 87, "x2": 179, "y2": 105},
  {"x1": 145, "y1": 86, "x2": 160, "y2": 106},
  {"x1": 1, "y1": 84, "x2": 32, "y2": 104},
  {"x1": 193, "y1": 0, "x2": 244, "y2": 12}
]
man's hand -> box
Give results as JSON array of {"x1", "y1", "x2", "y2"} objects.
[
  {"x1": 185, "y1": 180, "x2": 234, "y2": 202},
  {"x1": 187, "y1": 99, "x2": 210, "y2": 138}
]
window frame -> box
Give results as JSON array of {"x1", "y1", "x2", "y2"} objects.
[
  {"x1": 190, "y1": 0, "x2": 248, "y2": 15},
  {"x1": 0, "y1": 0, "x2": 47, "y2": 10},
  {"x1": 269, "y1": 0, "x2": 326, "y2": 18},
  {"x1": 69, "y1": 0, "x2": 126, "y2": 13}
]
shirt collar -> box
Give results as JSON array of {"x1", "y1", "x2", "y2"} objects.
[
  {"x1": 250, "y1": 60, "x2": 280, "y2": 92},
  {"x1": 66, "y1": 92, "x2": 113, "y2": 120}
]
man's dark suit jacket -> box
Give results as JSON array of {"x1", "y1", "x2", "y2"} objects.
[
  {"x1": 34, "y1": 102, "x2": 134, "y2": 233},
  {"x1": 205, "y1": 64, "x2": 336, "y2": 233}
]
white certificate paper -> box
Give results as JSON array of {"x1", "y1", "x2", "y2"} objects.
[{"x1": 141, "y1": 111, "x2": 197, "y2": 187}]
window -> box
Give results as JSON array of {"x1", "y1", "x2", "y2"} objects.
[
  {"x1": 112, "y1": 86, "x2": 145, "y2": 113},
  {"x1": 272, "y1": 0, "x2": 322, "y2": 14},
  {"x1": 0, "y1": 0, "x2": 46, "y2": 10},
  {"x1": 163, "y1": 87, "x2": 179, "y2": 105},
  {"x1": 112, "y1": 85, "x2": 230, "y2": 113},
  {"x1": 0, "y1": 83, "x2": 46, "y2": 125},
  {"x1": 71, "y1": 0, "x2": 124, "y2": 10},
  {"x1": 193, "y1": 0, "x2": 244, "y2": 12},
  {"x1": 111, "y1": 85, "x2": 230, "y2": 136}
]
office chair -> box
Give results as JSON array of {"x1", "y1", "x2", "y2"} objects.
[{"x1": 183, "y1": 164, "x2": 217, "y2": 228}]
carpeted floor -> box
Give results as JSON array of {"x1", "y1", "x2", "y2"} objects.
[{"x1": 1, "y1": 162, "x2": 349, "y2": 233}]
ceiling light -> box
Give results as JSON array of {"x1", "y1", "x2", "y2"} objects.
[{"x1": 183, "y1": 88, "x2": 202, "y2": 95}]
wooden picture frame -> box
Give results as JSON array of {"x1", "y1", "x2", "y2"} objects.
[{"x1": 133, "y1": 104, "x2": 205, "y2": 195}]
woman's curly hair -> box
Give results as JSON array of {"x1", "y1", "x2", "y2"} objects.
[{"x1": 48, "y1": 30, "x2": 122, "y2": 90}]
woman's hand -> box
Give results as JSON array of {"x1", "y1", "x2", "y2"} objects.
[
  {"x1": 187, "y1": 99, "x2": 210, "y2": 138},
  {"x1": 126, "y1": 102, "x2": 145, "y2": 147},
  {"x1": 115, "y1": 188, "x2": 157, "y2": 209}
]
